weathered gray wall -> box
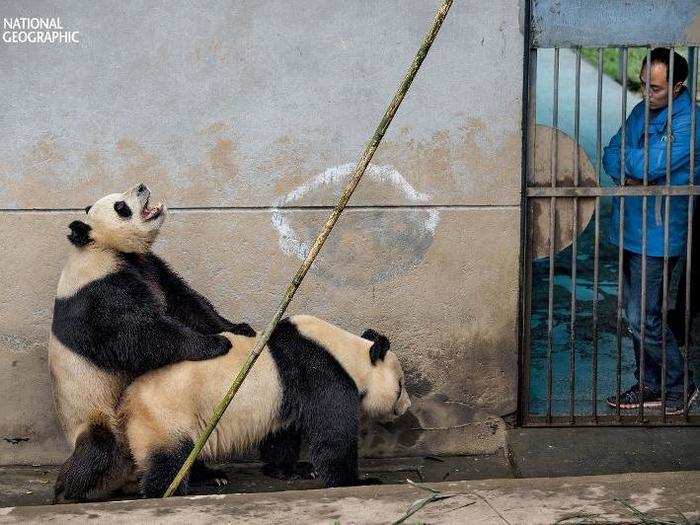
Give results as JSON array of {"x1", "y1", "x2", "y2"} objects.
[
  {"x1": 532, "y1": 0, "x2": 700, "y2": 47},
  {"x1": 0, "y1": 0, "x2": 524, "y2": 464}
]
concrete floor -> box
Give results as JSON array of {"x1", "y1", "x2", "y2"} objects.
[
  {"x1": 1, "y1": 427, "x2": 698, "y2": 511},
  {"x1": 2, "y1": 471, "x2": 698, "y2": 524},
  {"x1": 0, "y1": 455, "x2": 513, "y2": 509}
]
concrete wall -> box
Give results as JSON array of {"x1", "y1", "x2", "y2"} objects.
[
  {"x1": 0, "y1": 0, "x2": 524, "y2": 464},
  {"x1": 532, "y1": 0, "x2": 700, "y2": 47}
]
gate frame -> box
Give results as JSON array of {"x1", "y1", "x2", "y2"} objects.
[{"x1": 517, "y1": 0, "x2": 700, "y2": 427}]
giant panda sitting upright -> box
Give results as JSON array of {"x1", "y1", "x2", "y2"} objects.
[
  {"x1": 119, "y1": 314, "x2": 411, "y2": 497},
  {"x1": 49, "y1": 183, "x2": 255, "y2": 502}
]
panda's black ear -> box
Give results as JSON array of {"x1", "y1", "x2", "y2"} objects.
[
  {"x1": 68, "y1": 220, "x2": 92, "y2": 247},
  {"x1": 362, "y1": 329, "x2": 390, "y2": 365}
]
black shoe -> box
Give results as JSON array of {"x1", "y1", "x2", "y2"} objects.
[
  {"x1": 606, "y1": 384, "x2": 661, "y2": 410},
  {"x1": 665, "y1": 384, "x2": 699, "y2": 415}
]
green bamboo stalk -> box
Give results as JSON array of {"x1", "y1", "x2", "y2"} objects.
[{"x1": 163, "y1": 0, "x2": 454, "y2": 498}]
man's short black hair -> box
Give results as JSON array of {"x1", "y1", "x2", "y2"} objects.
[{"x1": 646, "y1": 47, "x2": 689, "y2": 85}]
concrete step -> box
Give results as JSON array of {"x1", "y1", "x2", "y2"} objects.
[{"x1": 1, "y1": 471, "x2": 698, "y2": 524}]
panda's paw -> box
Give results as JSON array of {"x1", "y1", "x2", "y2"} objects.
[
  {"x1": 190, "y1": 462, "x2": 229, "y2": 487},
  {"x1": 53, "y1": 465, "x2": 89, "y2": 504},
  {"x1": 294, "y1": 461, "x2": 317, "y2": 480},
  {"x1": 52, "y1": 483, "x2": 67, "y2": 505},
  {"x1": 195, "y1": 335, "x2": 232, "y2": 360},
  {"x1": 231, "y1": 323, "x2": 257, "y2": 337},
  {"x1": 214, "y1": 477, "x2": 229, "y2": 487},
  {"x1": 261, "y1": 462, "x2": 317, "y2": 481},
  {"x1": 261, "y1": 463, "x2": 294, "y2": 480},
  {"x1": 52, "y1": 485, "x2": 88, "y2": 505}
]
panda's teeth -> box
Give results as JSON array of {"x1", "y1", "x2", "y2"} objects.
[
  {"x1": 142, "y1": 203, "x2": 162, "y2": 221},
  {"x1": 141, "y1": 195, "x2": 155, "y2": 219}
]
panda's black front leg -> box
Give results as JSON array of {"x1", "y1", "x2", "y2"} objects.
[
  {"x1": 220, "y1": 320, "x2": 257, "y2": 338},
  {"x1": 190, "y1": 460, "x2": 229, "y2": 487},
  {"x1": 100, "y1": 314, "x2": 232, "y2": 376},
  {"x1": 304, "y1": 397, "x2": 360, "y2": 488}
]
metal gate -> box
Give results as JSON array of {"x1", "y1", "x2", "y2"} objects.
[{"x1": 519, "y1": 1, "x2": 700, "y2": 426}]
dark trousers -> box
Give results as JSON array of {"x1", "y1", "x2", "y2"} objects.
[{"x1": 623, "y1": 251, "x2": 689, "y2": 396}]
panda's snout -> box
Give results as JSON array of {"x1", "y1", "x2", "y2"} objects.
[{"x1": 394, "y1": 395, "x2": 411, "y2": 417}]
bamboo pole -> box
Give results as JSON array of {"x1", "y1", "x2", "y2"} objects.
[{"x1": 163, "y1": 0, "x2": 454, "y2": 497}]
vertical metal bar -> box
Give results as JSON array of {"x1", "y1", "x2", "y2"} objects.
[
  {"x1": 519, "y1": 45, "x2": 537, "y2": 426},
  {"x1": 592, "y1": 47, "x2": 603, "y2": 422},
  {"x1": 661, "y1": 49, "x2": 675, "y2": 422},
  {"x1": 616, "y1": 47, "x2": 628, "y2": 422},
  {"x1": 547, "y1": 47, "x2": 560, "y2": 424},
  {"x1": 569, "y1": 48, "x2": 581, "y2": 423},
  {"x1": 639, "y1": 49, "x2": 651, "y2": 422},
  {"x1": 683, "y1": 48, "x2": 697, "y2": 418},
  {"x1": 617, "y1": 48, "x2": 624, "y2": 83},
  {"x1": 522, "y1": 201, "x2": 534, "y2": 423}
]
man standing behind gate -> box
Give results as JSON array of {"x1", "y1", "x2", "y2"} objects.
[{"x1": 603, "y1": 48, "x2": 699, "y2": 415}]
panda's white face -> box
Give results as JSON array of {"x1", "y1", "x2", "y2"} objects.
[
  {"x1": 86, "y1": 183, "x2": 166, "y2": 253},
  {"x1": 363, "y1": 351, "x2": 411, "y2": 422}
]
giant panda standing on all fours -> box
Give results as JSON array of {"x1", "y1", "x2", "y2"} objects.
[
  {"x1": 49, "y1": 183, "x2": 255, "y2": 502},
  {"x1": 118, "y1": 314, "x2": 411, "y2": 497}
]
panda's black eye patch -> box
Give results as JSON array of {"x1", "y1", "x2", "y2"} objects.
[{"x1": 114, "y1": 200, "x2": 132, "y2": 218}]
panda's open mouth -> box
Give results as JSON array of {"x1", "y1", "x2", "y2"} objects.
[{"x1": 140, "y1": 196, "x2": 163, "y2": 221}]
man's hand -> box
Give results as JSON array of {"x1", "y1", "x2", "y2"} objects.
[{"x1": 624, "y1": 177, "x2": 644, "y2": 186}]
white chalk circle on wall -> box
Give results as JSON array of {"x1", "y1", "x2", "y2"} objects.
[{"x1": 271, "y1": 163, "x2": 440, "y2": 286}]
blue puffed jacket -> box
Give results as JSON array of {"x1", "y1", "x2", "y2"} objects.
[{"x1": 602, "y1": 87, "x2": 700, "y2": 256}]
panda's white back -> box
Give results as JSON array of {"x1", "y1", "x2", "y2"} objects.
[{"x1": 120, "y1": 334, "x2": 285, "y2": 464}]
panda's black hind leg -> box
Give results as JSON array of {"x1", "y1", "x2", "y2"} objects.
[
  {"x1": 53, "y1": 421, "x2": 131, "y2": 503},
  {"x1": 139, "y1": 439, "x2": 192, "y2": 498},
  {"x1": 260, "y1": 426, "x2": 316, "y2": 480}
]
